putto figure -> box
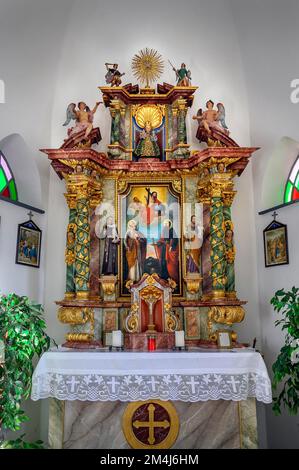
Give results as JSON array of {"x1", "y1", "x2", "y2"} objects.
[
  {"x1": 169, "y1": 60, "x2": 192, "y2": 86},
  {"x1": 105, "y1": 63, "x2": 125, "y2": 87},
  {"x1": 193, "y1": 100, "x2": 228, "y2": 135},
  {"x1": 193, "y1": 100, "x2": 238, "y2": 147},
  {"x1": 62, "y1": 101, "x2": 102, "y2": 149}
]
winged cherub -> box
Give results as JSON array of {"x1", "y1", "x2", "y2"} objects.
[{"x1": 63, "y1": 101, "x2": 102, "y2": 139}]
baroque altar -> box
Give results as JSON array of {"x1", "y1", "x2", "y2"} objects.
[{"x1": 36, "y1": 49, "x2": 270, "y2": 449}]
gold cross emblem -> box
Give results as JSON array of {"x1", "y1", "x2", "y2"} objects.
[
  {"x1": 122, "y1": 400, "x2": 179, "y2": 449},
  {"x1": 133, "y1": 404, "x2": 170, "y2": 445}
]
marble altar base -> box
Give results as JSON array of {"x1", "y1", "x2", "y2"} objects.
[{"x1": 48, "y1": 398, "x2": 258, "y2": 449}]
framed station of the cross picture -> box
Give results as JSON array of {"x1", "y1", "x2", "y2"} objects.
[
  {"x1": 15, "y1": 219, "x2": 42, "y2": 268},
  {"x1": 263, "y1": 220, "x2": 289, "y2": 268}
]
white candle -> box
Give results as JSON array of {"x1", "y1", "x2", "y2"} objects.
[
  {"x1": 175, "y1": 331, "x2": 185, "y2": 348},
  {"x1": 0, "y1": 340, "x2": 5, "y2": 363},
  {"x1": 112, "y1": 330, "x2": 123, "y2": 348},
  {"x1": 105, "y1": 332, "x2": 112, "y2": 347}
]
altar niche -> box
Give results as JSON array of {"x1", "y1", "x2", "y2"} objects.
[{"x1": 118, "y1": 181, "x2": 182, "y2": 296}]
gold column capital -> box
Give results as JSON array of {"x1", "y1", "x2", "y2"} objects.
[
  {"x1": 66, "y1": 173, "x2": 102, "y2": 205},
  {"x1": 64, "y1": 193, "x2": 77, "y2": 209},
  {"x1": 222, "y1": 190, "x2": 237, "y2": 207}
]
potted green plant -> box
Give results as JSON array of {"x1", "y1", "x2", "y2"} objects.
[
  {"x1": 0, "y1": 293, "x2": 52, "y2": 448},
  {"x1": 271, "y1": 287, "x2": 299, "y2": 415}
]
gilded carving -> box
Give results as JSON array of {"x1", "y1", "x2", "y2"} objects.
[
  {"x1": 125, "y1": 302, "x2": 139, "y2": 333},
  {"x1": 58, "y1": 307, "x2": 95, "y2": 343},
  {"x1": 99, "y1": 275, "x2": 117, "y2": 296},
  {"x1": 184, "y1": 276, "x2": 202, "y2": 294},
  {"x1": 207, "y1": 306, "x2": 245, "y2": 340}
]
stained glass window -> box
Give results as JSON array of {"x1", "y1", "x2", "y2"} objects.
[
  {"x1": 0, "y1": 151, "x2": 18, "y2": 201},
  {"x1": 284, "y1": 155, "x2": 299, "y2": 203}
]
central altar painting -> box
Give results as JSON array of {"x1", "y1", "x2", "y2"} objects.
[{"x1": 119, "y1": 182, "x2": 182, "y2": 296}]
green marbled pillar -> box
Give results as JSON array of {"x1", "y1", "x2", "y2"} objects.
[
  {"x1": 65, "y1": 208, "x2": 76, "y2": 295},
  {"x1": 111, "y1": 110, "x2": 121, "y2": 144},
  {"x1": 75, "y1": 198, "x2": 90, "y2": 294},
  {"x1": 210, "y1": 196, "x2": 226, "y2": 294},
  {"x1": 223, "y1": 205, "x2": 236, "y2": 293},
  {"x1": 178, "y1": 108, "x2": 187, "y2": 144}
]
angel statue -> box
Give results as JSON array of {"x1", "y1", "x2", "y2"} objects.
[
  {"x1": 62, "y1": 101, "x2": 102, "y2": 148},
  {"x1": 105, "y1": 63, "x2": 125, "y2": 87},
  {"x1": 192, "y1": 100, "x2": 238, "y2": 147},
  {"x1": 169, "y1": 60, "x2": 192, "y2": 86}
]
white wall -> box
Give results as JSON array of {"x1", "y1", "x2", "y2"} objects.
[{"x1": 231, "y1": 0, "x2": 299, "y2": 448}]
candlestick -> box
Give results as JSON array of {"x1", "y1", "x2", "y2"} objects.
[
  {"x1": 175, "y1": 330, "x2": 185, "y2": 348},
  {"x1": 105, "y1": 332, "x2": 112, "y2": 347},
  {"x1": 112, "y1": 330, "x2": 123, "y2": 348}
]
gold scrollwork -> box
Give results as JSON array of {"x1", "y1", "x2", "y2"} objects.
[
  {"x1": 58, "y1": 307, "x2": 95, "y2": 342},
  {"x1": 117, "y1": 180, "x2": 128, "y2": 193},
  {"x1": 65, "y1": 333, "x2": 93, "y2": 342},
  {"x1": 99, "y1": 276, "x2": 117, "y2": 296},
  {"x1": 184, "y1": 276, "x2": 202, "y2": 294},
  {"x1": 125, "y1": 302, "x2": 139, "y2": 333},
  {"x1": 163, "y1": 303, "x2": 178, "y2": 332},
  {"x1": 207, "y1": 306, "x2": 245, "y2": 341}
]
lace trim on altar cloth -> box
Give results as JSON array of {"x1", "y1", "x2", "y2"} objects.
[{"x1": 31, "y1": 372, "x2": 272, "y2": 403}]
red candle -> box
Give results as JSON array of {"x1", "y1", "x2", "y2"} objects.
[{"x1": 148, "y1": 336, "x2": 156, "y2": 351}]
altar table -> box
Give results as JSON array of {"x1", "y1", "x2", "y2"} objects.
[{"x1": 31, "y1": 349, "x2": 272, "y2": 449}]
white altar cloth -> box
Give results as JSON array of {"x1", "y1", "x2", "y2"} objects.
[{"x1": 31, "y1": 349, "x2": 272, "y2": 403}]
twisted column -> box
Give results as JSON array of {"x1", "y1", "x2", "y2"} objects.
[
  {"x1": 64, "y1": 194, "x2": 77, "y2": 299},
  {"x1": 223, "y1": 191, "x2": 237, "y2": 299},
  {"x1": 75, "y1": 196, "x2": 91, "y2": 299},
  {"x1": 210, "y1": 188, "x2": 226, "y2": 299}
]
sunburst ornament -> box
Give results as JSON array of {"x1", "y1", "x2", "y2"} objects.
[{"x1": 131, "y1": 48, "x2": 164, "y2": 88}]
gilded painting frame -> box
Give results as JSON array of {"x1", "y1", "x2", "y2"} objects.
[
  {"x1": 263, "y1": 220, "x2": 289, "y2": 268},
  {"x1": 117, "y1": 178, "x2": 183, "y2": 297}
]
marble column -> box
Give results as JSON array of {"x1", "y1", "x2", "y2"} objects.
[
  {"x1": 75, "y1": 195, "x2": 91, "y2": 299},
  {"x1": 110, "y1": 103, "x2": 121, "y2": 145},
  {"x1": 223, "y1": 193, "x2": 237, "y2": 299},
  {"x1": 64, "y1": 195, "x2": 77, "y2": 299},
  {"x1": 177, "y1": 100, "x2": 187, "y2": 144},
  {"x1": 210, "y1": 187, "x2": 226, "y2": 299}
]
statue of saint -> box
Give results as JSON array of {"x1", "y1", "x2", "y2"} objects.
[
  {"x1": 156, "y1": 219, "x2": 179, "y2": 283},
  {"x1": 124, "y1": 220, "x2": 147, "y2": 282},
  {"x1": 134, "y1": 121, "x2": 160, "y2": 159},
  {"x1": 170, "y1": 61, "x2": 192, "y2": 86},
  {"x1": 105, "y1": 62, "x2": 125, "y2": 87},
  {"x1": 96, "y1": 216, "x2": 119, "y2": 276},
  {"x1": 184, "y1": 215, "x2": 203, "y2": 274}
]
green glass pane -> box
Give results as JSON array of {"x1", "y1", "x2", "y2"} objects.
[
  {"x1": 284, "y1": 181, "x2": 293, "y2": 203},
  {"x1": 8, "y1": 179, "x2": 17, "y2": 201},
  {"x1": 295, "y1": 172, "x2": 299, "y2": 190},
  {"x1": 0, "y1": 167, "x2": 7, "y2": 192}
]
